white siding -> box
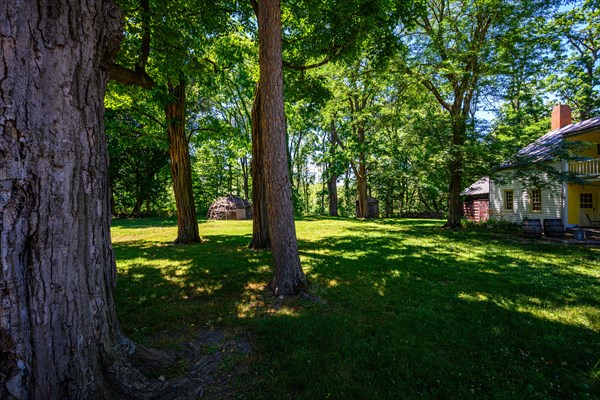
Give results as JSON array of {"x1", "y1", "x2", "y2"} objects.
[{"x1": 489, "y1": 163, "x2": 565, "y2": 224}]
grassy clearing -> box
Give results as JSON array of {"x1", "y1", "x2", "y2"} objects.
[{"x1": 112, "y1": 217, "x2": 600, "y2": 399}]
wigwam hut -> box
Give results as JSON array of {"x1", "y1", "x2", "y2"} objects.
[{"x1": 207, "y1": 195, "x2": 253, "y2": 220}]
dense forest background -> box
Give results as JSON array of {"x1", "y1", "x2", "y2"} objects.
[{"x1": 106, "y1": 0, "x2": 599, "y2": 219}]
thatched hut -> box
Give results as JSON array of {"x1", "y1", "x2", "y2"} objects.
[{"x1": 207, "y1": 195, "x2": 253, "y2": 220}]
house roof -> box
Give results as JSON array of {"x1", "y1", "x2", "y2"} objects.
[
  {"x1": 561, "y1": 116, "x2": 600, "y2": 136},
  {"x1": 462, "y1": 176, "x2": 489, "y2": 196},
  {"x1": 501, "y1": 116, "x2": 600, "y2": 168}
]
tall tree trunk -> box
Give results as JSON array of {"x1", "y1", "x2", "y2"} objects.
[
  {"x1": 0, "y1": 1, "x2": 151, "y2": 398},
  {"x1": 320, "y1": 177, "x2": 325, "y2": 214},
  {"x1": 344, "y1": 167, "x2": 352, "y2": 216},
  {"x1": 303, "y1": 174, "x2": 309, "y2": 213},
  {"x1": 249, "y1": 85, "x2": 270, "y2": 249},
  {"x1": 445, "y1": 113, "x2": 466, "y2": 228},
  {"x1": 241, "y1": 156, "x2": 250, "y2": 200},
  {"x1": 327, "y1": 120, "x2": 339, "y2": 217},
  {"x1": 355, "y1": 123, "x2": 368, "y2": 218},
  {"x1": 257, "y1": 0, "x2": 306, "y2": 295},
  {"x1": 385, "y1": 186, "x2": 394, "y2": 218},
  {"x1": 132, "y1": 194, "x2": 144, "y2": 216},
  {"x1": 356, "y1": 156, "x2": 368, "y2": 218},
  {"x1": 227, "y1": 162, "x2": 234, "y2": 194},
  {"x1": 327, "y1": 173, "x2": 339, "y2": 217},
  {"x1": 165, "y1": 80, "x2": 200, "y2": 244},
  {"x1": 350, "y1": 109, "x2": 368, "y2": 219}
]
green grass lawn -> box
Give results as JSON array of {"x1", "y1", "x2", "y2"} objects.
[{"x1": 111, "y1": 217, "x2": 600, "y2": 399}]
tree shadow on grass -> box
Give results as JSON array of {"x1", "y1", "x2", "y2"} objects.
[
  {"x1": 246, "y1": 290, "x2": 599, "y2": 400},
  {"x1": 299, "y1": 226, "x2": 600, "y2": 310},
  {"x1": 113, "y1": 234, "x2": 271, "y2": 342},
  {"x1": 241, "y1": 240, "x2": 599, "y2": 398},
  {"x1": 112, "y1": 219, "x2": 600, "y2": 399}
]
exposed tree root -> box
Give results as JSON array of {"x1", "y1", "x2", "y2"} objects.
[{"x1": 102, "y1": 331, "x2": 252, "y2": 400}]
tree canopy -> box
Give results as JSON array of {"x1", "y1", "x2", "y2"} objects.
[{"x1": 105, "y1": 0, "x2": 599, "y2": 223}]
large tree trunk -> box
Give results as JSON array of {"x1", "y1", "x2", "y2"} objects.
[
  {"x1": 0, "y1": 1, "x2": 151, "y2": 398},
  {"x1": 445, "y1": 113, "x2": 466, "y2": 228},
  {"x1": 356, "y1": 155, "x2": 368, "y2": 218},
  {"x1": 249, "y1": 85, "x2": 270, "y2": 249},
  {"x1": 355, "y1": 123, "x2": 368, "y2": 219},
  {"x1": 165, "y1": 80, "x2": 200, "y2": 244},
  {"x1": 257, "y1": 0, "x2": 306, "y2": 295}
]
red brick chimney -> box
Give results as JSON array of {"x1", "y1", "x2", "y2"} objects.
[{"x1": 551, "y1": 104, "x2": 572, "y2": 130}]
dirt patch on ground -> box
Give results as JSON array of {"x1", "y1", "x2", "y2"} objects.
[{"x1": 125, "y1": 330, "x2": 252, "y2": 399}]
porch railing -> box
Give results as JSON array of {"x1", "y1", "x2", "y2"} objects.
[{"x1": 569, "y1": 158, "x2": 600, "y2": 176}]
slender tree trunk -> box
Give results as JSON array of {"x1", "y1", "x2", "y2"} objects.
[
  {"x1": 344, "y1": 167, "x2": 352, "y2": 216},
  {"x1": 132, "y1": 195, "x2": 144, "y2": 216},
  {"x1": 385, "y1": 186, "x2": 394, "y2": 218},
  {"x1": 249, "y1": 85, "x2": 270, "y2": 249},
  {"x1": 227, "y1": 162, "x2": 233, "y2": 193},
  {"x1": 348, "y1": 92, "x2": 370, "y2": 219},
  {"x1": 257, "y1": 0, "x2": 306, "y2": 295},
  {"x1": 355, "y1": 125, "x2": 368, "y2": 219},
  {"x1": 356, "y1": 157, "x2": 368, "y2": 218},
  {"x1": 165, "y1": 80, "x2": 200, "y2": 244},
  {"x1": 241, "y1": 156, "x2": 250, "y2": 200},
  {"x1": 327, "y1": 120, "x2": 339, "y2": 217},
  {"x1": 303, "y1": 174, "x2": 309, "y2": 213},
  {"x1": 352, "y1": 118, "x2": 368, "y2": 219},
  {"x1": 445, "y1": 113, "x2": 466, "y2": 228},
  {"x1": 327, "y1": 173, "x2": 339, "y2": 217},
  {"x1": 0, "y1": 1, "x2": 151, "y2": 398}
]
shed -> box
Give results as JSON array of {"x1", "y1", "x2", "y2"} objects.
[
  {"x1": 461, "y1": 177, "x2": 490, "y2": 222},
  {"x1": 207, "y1": 195, "x2": 253, "y2": 220},
  {"x1": 356, "y1": 197, "x2": 379, "y2": 219}
]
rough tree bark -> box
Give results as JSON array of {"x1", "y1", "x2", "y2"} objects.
[
  {"x1": 249, "y1": 84, "x2": 271, "y2": 249},
  {"x1": 165, "y1": 80, "x2": 201, "y2": 244},
  {"x1": 257, "y1": 0, "x2": 307, "y2": 295},
  {"x1": 356, "y1": 142, "x2": 369, "y2": 218},
  {"x1": 0, "y1": 1, "x2": 152, "y2": 398}
]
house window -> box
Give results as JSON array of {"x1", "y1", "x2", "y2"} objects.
[
  {"x1": 580, "y1": 193, "x2": 593, "y2": 209},
  {"x1": 530, "y1": 189, "x2": 542, "y2": 212},
  {"x1": 504, "y1": 190, "x2": 514, "y2": 211}
]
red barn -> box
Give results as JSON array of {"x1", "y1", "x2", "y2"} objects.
[{"x1": 462, "y1": 177, "x2": 490, "y2": 223}]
